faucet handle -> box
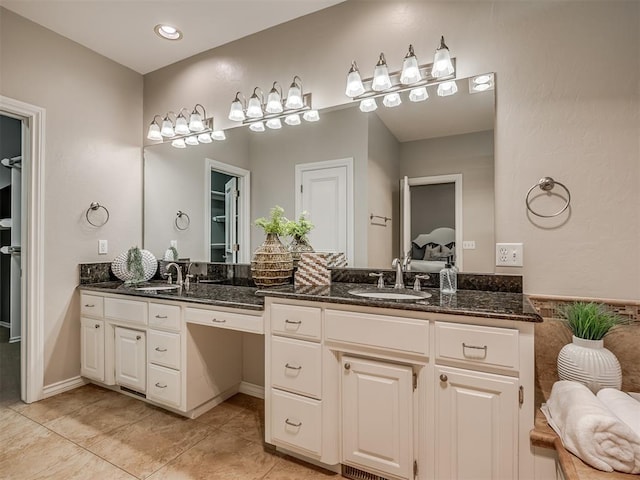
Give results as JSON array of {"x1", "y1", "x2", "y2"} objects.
[
  {"x1": 413, "y1": 274, "x2": 430, "y2": 291},
  {"x1": 369, "y1": 272, "x2": 385, "y2": 288}
]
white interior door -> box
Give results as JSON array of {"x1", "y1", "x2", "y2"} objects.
[
  {"x1": 295, "y1": 159, "x2": 353, "y2": 265},
  {"x1": 400, "y1": 175, "x2": 411, "y2": 259},
  {"x1": 224, "y1": 177, "x2": 238, "y2": 263},
  {"x1": 10, "y1": 162, "x2": 21, "y2": 342}
]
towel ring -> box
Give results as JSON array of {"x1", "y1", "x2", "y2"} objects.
[
  {"x1": 525, "y1": 177, "x2": 571, "y2": 218},
  {"x1": 85, "y1": 202, "x2": 110, "y2": 227},
  {"x1": 175, "y1": 210, "x2": 190, "y2": 231}
]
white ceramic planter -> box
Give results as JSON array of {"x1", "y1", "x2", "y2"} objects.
[{"x1": 557, "y1": 336, "x2": 622, "y2": 393}]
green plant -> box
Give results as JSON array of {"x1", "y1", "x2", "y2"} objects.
[
  {"x1": 285, "y1": 211, "x2": 315, "y2": 241},
  {"x1": 254, "y1": 205, "x2": 288, "y2": 235},
  {"x1": 126, "y1": 246, "x2": 145, "y2": 284},
  {"x1": 559, "y1": 302, "x2": 622, "y2": 340}
]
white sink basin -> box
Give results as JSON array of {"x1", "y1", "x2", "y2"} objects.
[
  {"x1": 348, "y1": 288, "x2": 432, "y2": 301},
  {"x1": 134, "y1": 285, "x2": 181, "y2": 292}
]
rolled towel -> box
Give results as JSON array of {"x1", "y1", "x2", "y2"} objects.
[
  {"x1": 598, "y1": 388, "x2": 640, "y2": 437},
  {"x1": 544, "y1": 380, "x2": 640, "y2": 473}
]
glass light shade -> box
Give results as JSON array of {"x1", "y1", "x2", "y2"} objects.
[
  {"x1": 228, "y1": 100, "x2": 245, "y2": 121},
  {"x1": 284, "y1": 114, "x2": 301, "y2": 126},
  {"x1": 171, "y1": 138, "x2": 186, "y2": 148},
  {"x1": 431, "y1": 38, "x2": 455, "y2": 78},
  {"x1": 188, "y1": 112, "x2": 204, "y2": 132},
  {"x1": 472, "y1": 83, "x2": 491, "y2": 92},
  {"x1": 285, "y1": 85, "x2": 303, "y2": 109},
  {"x1": 400, "y1": 46, "x2": 421, "y2": 85},
  {"x1": 198, "y1": 133, "x2": 212, "y2": 143},
  {"x1": 147, "y1": 123, "x2": 162, "y2": 141},
  {"x1": 246, "y1": 95, "x2": 263, "y2": 118},
  {"x1": 211, "y1": 130, "x2": 226, "y2": 141},
  {"x1": 174, "y1": 115, "x2": 190, "y2": 135},
  {"x1": 345, "y1": 70, "x2": 365, "y2": 97},
  {"x1": 474, "y1": 74, "x2": 492, "y2": 84},
  {"x1": 266, "y1": 90, "x2": 283, "y2": 114},
  {"x1": 185, "y1": 135, "x2": 199, "y2": 146},
  {"x1": 249, "y1": 122, "x2": 265, "y2": 132},
  {"x1": 437, "y1": 81, "x2": 458, "y2": 97},
  {"x1": 359, "y1": 98, "x2": 377, "y2": 113},
  {"x1": 161, "y1": 118, "x2": 175, "y2": 137},
  {"x1": 372, "y1": 53, "x2": 392, "y2": 91},
  {"x1": 302, "y1": 110, "x2": 320, "y2": 122},
  {"x1": 409, "y1": 86, "x2": 428, "y2": 102},
  {"x1": 382, "y1": 92, "x2": 402, "y2": 108},
  {"x1": 266, "y1": 118, "x2": 282, "y2": 130}
]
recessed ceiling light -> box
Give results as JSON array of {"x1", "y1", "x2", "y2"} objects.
[{"x1": 154, "y1": 24, "x2": 183, "y2": 41}]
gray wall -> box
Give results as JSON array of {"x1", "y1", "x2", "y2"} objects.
[{"x1": 410, "y1": 183, "x2": 456, "y2": 238}]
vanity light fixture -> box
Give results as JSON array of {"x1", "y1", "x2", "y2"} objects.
[
  {"x1": 161, "y1": 114, "x2": 176, "y2": 137},
  {"x1": 302, "y1": 110, "x2": 320, "y2": 122},
  {"x1": 147, "y1": 104, "x2": 225, "y2": 148},
  {"x1": 409, "y1": 86, "x2": 428, "y2": 102},
  {"x1": 185, "y1": 135, "x2": 199, "y2": 146},
  {"x1": 382, "y1": 92, "x2": 402, "y2": 108},
  {"x1": 188, "y1": 104, "x2": 206, "y2": 131},
  {"x1": 246, "y1": 88, "x2": 265, "y2": 119},
  {"x1": 146, "y1": 115, "x2": 164, "y2": 141},
  {"x1": 228, "y1": 92, "x2": 246, "y2": 122},
  {"x1": 372, "y1": 53, "x2": 392, "y2": 91},
  {"x1": 431, "y1": 36, "x2": 455, "y2": 78},
  {"x1": 211, "y1": 130, "x2": 226, "y2": 141},
  {"x1": 154, "y1": 24, "x2": 183, "y2": 41},
  {"x1": 171, "y1": 138, "x2": 186, "y2": 148},
  {"x1": 469, "y1": 73, "x2": 495, "y2": 93},
  {"x1": 265, "y1": 118, "x2": 282, "y2": 130},
  {"x1": 266, "y1": 82, "x2": 284, "y2": 114},
  {"x1": 437, "y1": 80, "x2": 458, "y2": 97},
  {"x1": 285, "y1": 76, "x2": 304, "y2": 109},
  {"x1": 284, "y1": 114, "x2": 301, "y2": 126},
  {"x1": 400, "y1": 45, "x2": 421, "y2": 85},
  {"x1": 249, "y1": 121, "x2": 265, "y2": 132},
  {"x1": 197, "y1": 133, "x2": 212, "y2": 144},
  {"x1": 174, "y1": 111, "x2": 190, "y2": 135},
  {"x1": 359, "y1": 98, "x2": 378, "y2": 113},
  {"x1": 345, "y1": 61, "x2": 365, "y2": 97}
]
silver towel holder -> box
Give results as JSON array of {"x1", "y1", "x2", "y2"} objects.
[
  {"x1": 525, "y1": 177, "x2": 571, "y2": 218},
  {"x1": 175, "y1": 210, "x2": 190, "y2": 231},
  {"x1": 86, "y1": 202, "x2": 110, "y2": 227}
]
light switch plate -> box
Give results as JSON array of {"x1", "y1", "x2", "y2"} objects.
[
  {"x1": 462, "y1": 241, "x2": 476, "y2": 249},
  {"x1": 98, "y1": 239, "x2": 108, "y2": 255},
  {"x1": 496, "y1": 243, "x2": 523, "y2": 267}
]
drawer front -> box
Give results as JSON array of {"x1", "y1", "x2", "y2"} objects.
[
  {"x1": 105, "y1": 297, "x2": 147, "y2": 325},
  {"x1": 80, "y1": 293, "x2": 104, "y2": 317},
  {"x1": 149, "y1": 303, "x2": 181, "y2": 331},
  {"x1": 147, "y1": 364, "x2": 181, "y2": 408},
  {"x1": 185, "y1": 307, "x2": 263, "y2": 334},
  {"x1": 325, "y1": 309, "x2": 429, "y2": 356},
  {"x1": 271, "y1": 336, "x2": 322, "y2": 399},
  {"x1": 271, "y1": 389, "x2": 321, "y2": 455},
  {"x1": 435, "y1": 322, "x2": 519, "y2": 370},
  {"x1": 271, "y1": 303, "x2": 321, "y2": 341},
  {"x1": 148, "y1": 330, "x2": 181, "y2": 370}
]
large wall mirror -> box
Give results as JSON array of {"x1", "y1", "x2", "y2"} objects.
[{"x1": 143, "y1": 73, "x2": 495, "y2": 272}]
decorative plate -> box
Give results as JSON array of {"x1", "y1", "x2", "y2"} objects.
[{"x1": 111, "y1": 249, "x2": 158, "y2": 282}]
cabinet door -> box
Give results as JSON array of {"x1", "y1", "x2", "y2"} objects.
[
  {"x1": 435, "y1": 365, "x2": 519, "y2": 480},
  {"x1": 80, "y1": 317, "x2": 105, "y2": 382},
  {"x1": 115, "y1": 327, "x2": 146, "y2": 393},
  {"x1": 341, "y1": 356, "x2": 413, "y2": 480}
]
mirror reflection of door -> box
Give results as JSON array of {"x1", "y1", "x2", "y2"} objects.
[{"x1": 210, "y1": 171, "x2": 238, "y2": 263}]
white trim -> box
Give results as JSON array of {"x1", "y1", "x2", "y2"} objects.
[
  {"x1": 204, "y1": 159, "x2": 251, "y2": 263},
  {"x1": 0, "y1": 95, "x2": 45, "y2": 404},
  {"x1": 238, "y1": 381, "x2": 265, "y2": 399},
  {"x1": 43, "y1": 376, "x2": 87, "y2": 399},
  {"x1": 294, "y1": 158, "x2": 354, "y2": 266},
  {"x1": 407, "y1": 173, "x2": 463, "y2": 271}
]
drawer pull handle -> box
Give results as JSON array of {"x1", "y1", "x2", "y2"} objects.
[
  {"x1": 94, "y1": 324, "x2": 100, "y2": 329},
  {"x1": 285, "y1": 418, "x2": 302, "y2": 427},
  {"x1": 462, "y1": 343, "x2": 488, "y2": 357},
  {"x1": 136, "y1": 335, "x2": 142, "y2": 340},
  {"x1": 285, "y1": 363, "x2": 302, "y2": 371},
  {"x1": 84, "y1": 304, "x2": 95, "y2": 308},
  {"x1": 155, "y1": 315, "x2": 168, "y2": 319},
  {"x1": 440, "y1": 374, "x2": 448, "y2": 382},
  {"x1": 155, "y1": 347, "x2": 168, "y2": 352},
  {"x1": 344, "y1": 362, "x2": 351, "y2": 370},
  {"x1": 211, "y1": 318, "x2": 226, "y2": 323},
  {"x1": 285, "y1": 319, "x2": 302, "y2": 325},
  {"x1": 155, "y1": 382, "x2": 167, "y2": 389}
]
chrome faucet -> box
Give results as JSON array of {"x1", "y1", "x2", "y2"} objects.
[
  {"x1": 391, "y1": 257, "x2": 405, "y2": 289},
  {"x1": 165, "y1": 262, "x2": 183, "y2": 286}
]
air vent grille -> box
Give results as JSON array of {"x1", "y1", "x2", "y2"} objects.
[{"x1": 342, "y1": 465, "x2": 390, "y2": 480}]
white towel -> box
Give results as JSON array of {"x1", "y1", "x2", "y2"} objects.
[
  {"x1": 544, "y1": 380, "x2": 640, "y2": 473},
  {"x1": 630, "y1": 392, "x2": 640, "y2": 403},
  {"x1": 598, "y1": 388, "x2": 640, "y2": 438}
]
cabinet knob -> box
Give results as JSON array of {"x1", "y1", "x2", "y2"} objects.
[
  {"x1": 94, "y1": 324, "x2": 100, "y2": 329},
  {"x1": 344, "y1": 362, "x2": 351, "y2": 371},
  {"x1": 136, "y1": 335, "x2": 141, "y2": 340},
  {"x1": 439, "y1": 374, "x2": 448, "y2": 382}
]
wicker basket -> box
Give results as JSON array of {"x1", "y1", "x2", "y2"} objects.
[{"x1": 251, "y1": 233, "x2": 293, "y2": 286}]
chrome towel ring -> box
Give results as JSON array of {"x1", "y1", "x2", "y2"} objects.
[
  {"x1": 175, "y1": 210, "x2": 190, "y2": 230},
  {"x1": 525, "y1": 177, "x2": 571, "y2": 218},
  {"x1": 86, "y1": 202, "x2": 110, "y2": 227}
]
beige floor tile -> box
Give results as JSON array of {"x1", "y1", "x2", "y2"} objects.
[
  {"x1": 225, "y1": 392, "x2": 265, "y2": 412},
  {"x1": 85, "y1": 409, "x2": 213, "y2": 479},
  {"x1": 147, "y1": 430, "x2": 277, "y2": 480},
  {"x1": 193, "y1": 401, "x2": 244, "y2": 428},
  {"x1": 44, "y1": 392, "x2": 155, "y2": 445},
  {"x1": 29, "y1": 449, "x2": 136, "y2": 480},
  {"x1": 220, "y1": 402, "x2": 265, "y2": 444},
  {"x1": 0, "y1": 427, "x2": 82, "y2": 479},
  {"x1": 0, "y1": 406, "x2": 46, "y2": 444},
  {"x1": 264, "y1": 456, "x2": 346, "y2": 479}
]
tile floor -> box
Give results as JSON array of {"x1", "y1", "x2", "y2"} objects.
[
  {"x1": 0, "y1": 384, "x2": 347, "y2": 479},
  {"x1": 0, "y1": 326, "x2": 20, "y2": 405}
]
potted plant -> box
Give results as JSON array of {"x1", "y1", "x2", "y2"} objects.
[
  {"x1": 251, "y1": 206, "x2": 293, "y2": 286},
  {"x1": 285, "y1": 211, "x2": 315, "y2": 266},
  {"x1": 556, "y1": 302, "x2": 623, "y2": 392}
]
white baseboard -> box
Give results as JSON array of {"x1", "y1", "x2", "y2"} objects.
[
  {"x1": 238, "y1": 381, "x2": 265, "y2": 399},
  {"x1": 43, "y1": 376, "x2": 87, "y2": 399}
]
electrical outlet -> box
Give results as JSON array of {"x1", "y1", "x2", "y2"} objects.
[
  {"x1": 170, "y1": 240, "x2": 178, "y2": 248},
  {"x1": 462, "y1": 240, "x2": 476, "y2": 249},
  {"x1": 496, "y1": 243, "x2": 523, "y2": 267},
  {"x1": 98, "y1": 239, "x2": 108, "y2": 255}
]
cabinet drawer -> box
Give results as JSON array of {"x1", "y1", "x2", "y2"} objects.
[
  {"x1": 271, "y1": 304, "x2": 321, "y2": 341},
  {"x1": 435, "y1": 322, "x2": 519, "y2": 371},
  {"x1": 149, "y1": 303, "x2": 181, "y2": 331},
  {"x1": 325, "y1": 310, "x2": 429, "y2": 356},
  {"x1": 148, "y1": 330, "x2": 181, "y2": 370},
  {"x1": 80, "y1": 293, "x2": 104, "y2": 317},
  {"x1": 271, "y1": 336, "x2": 322, "y2": 399},
  {"x1": 105, "y1": 297, "x2": 147, "y2": 325},
  {"x1": 147, "y1": 364, "x2": 181, "y2": 408},
  {"x1": 185, "y1": 307, "x2": 263, "y2": 334},
  {"x1": 271, "y1": 389, "x2": 321, "y2": 455}
]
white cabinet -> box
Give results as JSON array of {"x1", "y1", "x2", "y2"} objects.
[
  {"x1": 341, "y1": 356, "x2": 414, "y2": 480},
  {"x1": 434, "y1": 365, "x2": 519, "y2": 480},
  {"x1": 80, "y1": 317, "x2": 105, "y2": 382},
  {"x1": 115, "y1": 326, "x2": 146, "y2": 393}
]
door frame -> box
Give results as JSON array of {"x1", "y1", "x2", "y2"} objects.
[
  {"x1": 294, "y1": 158, "x2": 354, "y2": 266},
  {"x1": 0, "y1": 95, "x2": 46, "y2": 403},
  {"x1": 204, "y1": 159, "x2": 250, "y2": 263}
]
